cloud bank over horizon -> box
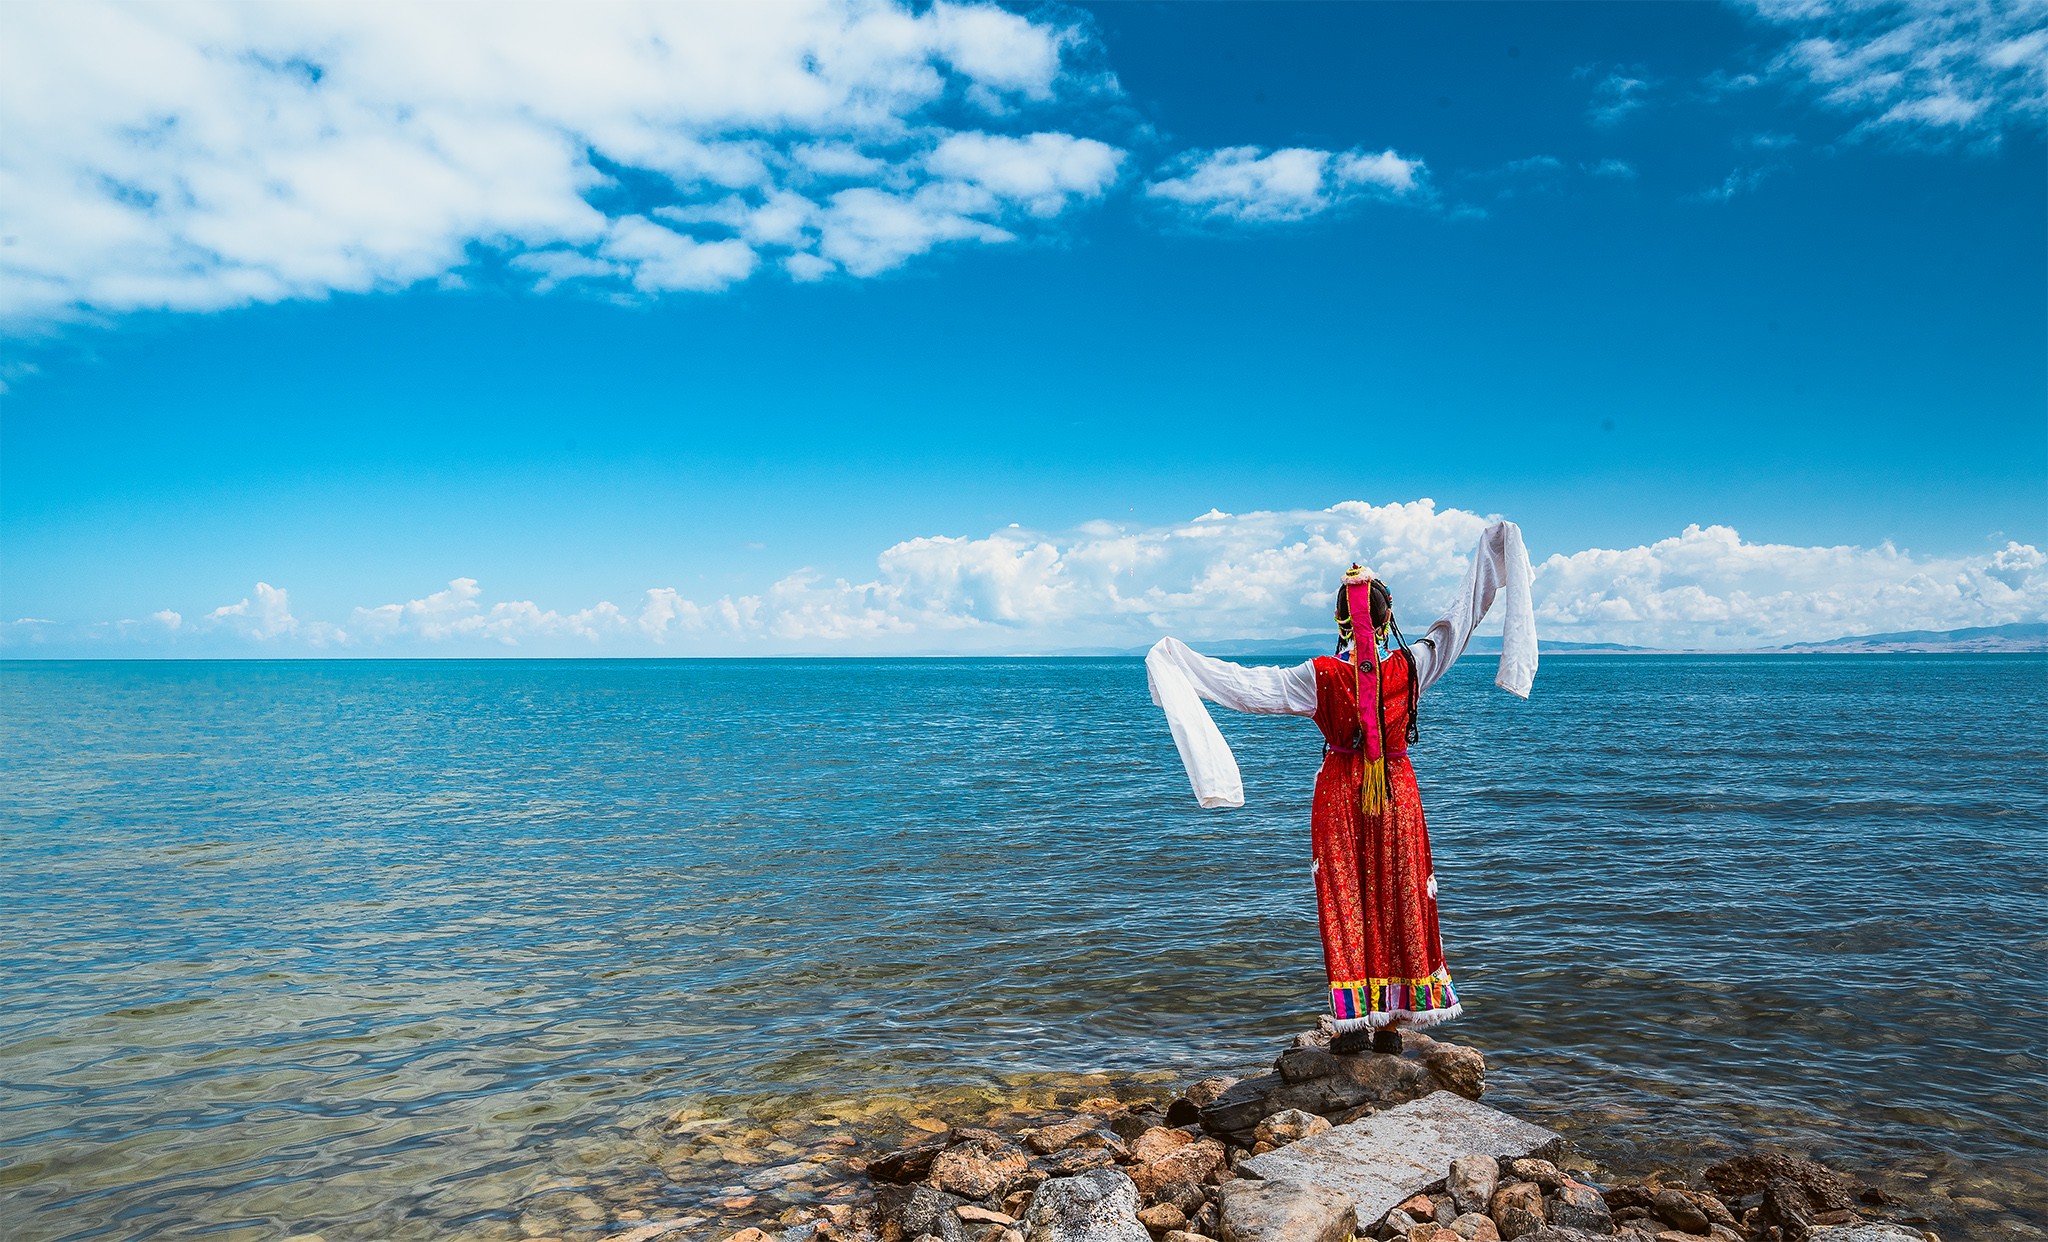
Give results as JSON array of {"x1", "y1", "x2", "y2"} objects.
[{"x1": 10, "y1": 501, "x2": 2042, "y2": 657}]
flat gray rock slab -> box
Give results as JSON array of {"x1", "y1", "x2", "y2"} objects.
[{"x1": 1236, "y1": 1090, "x2": 1559, "y2": 1230}]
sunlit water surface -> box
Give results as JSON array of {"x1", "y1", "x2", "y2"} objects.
[{"x1": 2, "y1": 656, "x2": 2044, "y2": 1241}]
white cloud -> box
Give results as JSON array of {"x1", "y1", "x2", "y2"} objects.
[
  {"x1": 11, "y1": 504, "x2": 2041, "y2": 655},
  {"x1": 925, "y1": 132, "x2": 1124, "y2": 217},
  {"x1": 1588, "y1": 158, "x2": 1639, "y2": 179},
  {"x1": 1146, "y1": 146, "x2": 1426, "y2": 222},
  {"x1": 1733, "y1": 0, "x2": 2048, "y2": 141},
  {"x1": 1535, "y1": 524, "x2": 2047, "y2": 646},
  {"x1": 0, "y1": 0, "x2": 1122, "y2": 325},
  {"x1": 1699, "y1": 166, "x2": 1775, "y2": 200},
  {"x1": 1586, "y1": 70, "x2": 1652, "y2": 126}
]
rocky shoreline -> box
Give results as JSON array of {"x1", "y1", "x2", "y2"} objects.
[{"x1": 597, "y1": 1023, "x2": 1946, "y2": 1242}]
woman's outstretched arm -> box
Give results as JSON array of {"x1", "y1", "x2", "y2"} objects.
[
  {"x1": 1407, "y1": 520, "x2": 1539, "y2": 698},
  {"x1": 1145, "y1": 638, "x2": 1317, "y2": 809}
]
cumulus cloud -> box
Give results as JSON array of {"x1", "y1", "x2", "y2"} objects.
[
  {"x1": 9, "y1": 504, "x2": 2042, "y2": 655},
  {"x1": 1146, "y1": 146, "x2": 1426, "y2": 223},
  {"x1": 0, "y1": 0, "x2": 1123, "y2": 325},
  {"x1": 1732, "y1": 0, "x2": 2048, "y2": 141}
]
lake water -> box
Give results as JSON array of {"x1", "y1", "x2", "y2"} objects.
[{"x1": 3, "y1": 655, "x2": 2045, "y2": 1241}]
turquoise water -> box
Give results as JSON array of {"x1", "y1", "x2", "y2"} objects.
[{"x1": 2, "y1": 655, "x2": 2045, "y2": 1239}]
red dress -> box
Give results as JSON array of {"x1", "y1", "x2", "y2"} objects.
[{"x1": 1309, "y1": 649, "x2": 1461, "y2": 1031}]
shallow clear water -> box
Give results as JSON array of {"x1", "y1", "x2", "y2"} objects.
[{"x1": 2, "y1": 655, "x2": 2045, "y2": 1240}]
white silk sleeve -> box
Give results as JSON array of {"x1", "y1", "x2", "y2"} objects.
[
  {"x1": 1407, "y1": 519, "x2": 1540, "y2": 698},
  {"x1": 1145, "y1": 637, "x2": 1317, "y2": 810}
]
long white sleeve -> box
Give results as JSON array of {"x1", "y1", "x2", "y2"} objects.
[
  {"x1": 1145, "y1": 637, "x2": 1317, "y2": 810},
  {"x1": 1407, "y1": 519, "x2": 1539, "y2": 698}
]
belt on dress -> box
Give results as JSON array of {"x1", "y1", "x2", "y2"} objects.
[{"x1": 1323, "y1": 742, "x2": 1406, "y2": 760}]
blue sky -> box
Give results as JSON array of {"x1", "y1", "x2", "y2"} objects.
[{"x1": 1, "y1": 0, "x2": 2043, "y2": 655}]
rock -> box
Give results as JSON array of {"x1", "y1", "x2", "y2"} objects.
[
  {"x1": 1703, "y1": 1155, "x2": 1857, "y2": 1215},
  {"x1": 1382, "y1": 1210, "x2": 1423, "y2": 1239},
  {"x1": 870, "y1": 1140, "x2": 950, "y2": 1184},
  {"x1": 1547, "y1": 1180, "x2": 1612, "y2": 1234},
  {"x1": 1184, "y1": 1078, "x2": 1238, "y2": 1108},
  {"x1": 1129, "y1": 1128, "x2": 1197, "y2": 1164},
  {"x1": 960, "y1": 1206, "x2": 1018, "y2": 1225},
  {"x1": 1109, "y1": 1113, "x2": 1163, "y2": 1143},
  {"x1": 1041, "y1": 1148, "x2": 1118, "y2": 1176},
  {"x1": 1216, "y1": 1178, "x2": 1356, "y2": 1242},
  {"x1": 933, "y1": 1138, "x2": 1034, "y2": 1201},
  {"x1": 1026, "y1": 1121, "x2": 1104, "y2": 1155},
  {"x1": 1422, "y1": 1042, "x2": 1487, "y2": 1099},
  {"x1": 1511, "y1": 1230, "x2": 1609, "y2": 1242},
  {"x1": 1397, "y1": 1195, "x2": 1436, "y2": 1219},
  {"x1": 1803, "y1": 1227, "x2": 1927, "y2": 1241},
  {"x1": 1449, "y1": 1213, "x2": 1502, "y2": 1240},
  {"x1": 1449, "y1": 1155, "x2": 1501, "y2": 1216},
  {"x1": 1651, "y1": 1190, "x2": 1708, "y2": 1235},
  {"x1": 1237, "y1": 1092, "x2": 1561, "y2": 1233},
  {"x1": 1162, "y1": 1234, "x2": 1219, "y2": 1242},
  {"x1": 1508, "y1": 1160, "x2": 1563, "y2": 1189},
  {"x1": 1129, "y1": 1138, "x2": 1227, "y2": 1197},
  {"x1": 1200, "y1": 1052, "x2": 1439, "y2": 1145},
  {"x1": 1020, "y1": 1169, "x2": 1150, "y2": 1242},
  {"x1": 1153, "y1": 1179, "x2": 1207, "y2": 1217},
  {"x1": 721, "y1": 1232, "x2": 776, "y2": 1242},
  {"x1": 886, "y1": 1184, "x2": 968, "y2": 1242},
  {"x1": 1138, "y1": 1203, "x2": 1188, "y2": 1233},
  {"x1": 1491, "y1": 1182, "x2": 1547, "y2": 1240},
  {"x1": 1406, "y1": 1227, "x2": 1458, "y2": 1241},
  {"x1": 1253, "y1": 1109, "x2": 1332, "y2": 1150},
  {"x1": 1164, "y1": 1099, "x2": 1203, "y2": 1127}
]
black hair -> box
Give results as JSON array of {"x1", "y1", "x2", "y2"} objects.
[{"x1": 1334, "y1": 578, "x2": 1422, "y2": 745}]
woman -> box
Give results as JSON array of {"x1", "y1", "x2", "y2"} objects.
[{"x1": 1146, "y1": 520, "x2": 1536, "y2": 1053}]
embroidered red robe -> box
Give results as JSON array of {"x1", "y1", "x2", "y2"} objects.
[{"x1": 1309, "y1": 649, "x2": 1461, "y2": 1031}]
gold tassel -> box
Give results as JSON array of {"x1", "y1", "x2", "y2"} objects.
[{"x1": 1361, "y1": 757, "x2": 1387, "y2": 816}]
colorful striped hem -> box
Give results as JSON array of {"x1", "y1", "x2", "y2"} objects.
[{"x1": 1329, "y1": 970, "x2": 1459, "y2": 1021}]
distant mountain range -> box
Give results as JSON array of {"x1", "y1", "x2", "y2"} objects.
[
  {"x1": 1763, "y1": 621, "x2": 2047, "y2": 654},
  {"x1": 1151, "y1": 621, "x2": 2047, "y2": 659}
]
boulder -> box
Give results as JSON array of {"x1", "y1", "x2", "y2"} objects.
[
  {"x1": 1025, "y1": 1120, "x2": 1103, "y2": 1155},
  {"x1": 1199, "y1": 1050, "x2": 1440, "y2": 1145},
  {"x1": 1650, "y1": 1190, "x2": 1707, "y2": 1234},
  {"x1": 1507, "y1": 1160, "x2": 1563, "y2": 1190},
  {"x1": 884, "y1": 1184, "x2": 968, "y2": 1242},
  {"x1": 1128, "y1": 1128, "x2": 1196, "y2": 1165},
  {"x1": 1184, "y1": 1078, "x2": 1239, "y2": 1107},
  {"x1": 1490, "y1": 1182, "x2": 1546, "y2": 1240},
  {"x1": 1152, "y1": 1179, "x2": 1207, "y2": 1217},
  {"x1": 933, "y1": 1137, "x2": 1033, "y2": 1201},
  {"x1": 1448, "y1": 1213, "x2": 1502, "y2": 1240},
  {"x1": 1420, "y1": 1041, "x2": 1487, "y2": 1100},
  {"x1": 1448, "y1": 1155, "x2": 1500, "y2": 1216},
  {"x1": 1546, "y1": 1180, "x2": 1612, "y2": 1234},
  {"x1": 1040, "y1": 1148, "x2": 1118, "y2": 1177},
  {"x1": 1238, "y1": 1092, "x2": 1560, "y2": 1233},
  {"x1": 1130, "y1": 1138, "x2": 1227, "y2": 1197},
  {"x1": 1137, "y1": 1203, "x2": 1187, "y2": 1233},
  {"x1": 1019, "y1": 1169, "x2": 1150, "y2": 1242},
  {"x1": 1215, "y1": 1178, "x2": 1355, "y2": 1242},
  {"x1": 1253, "y1": 1109, "x2": 1332, "y2": 1151},
  {"x1": 869, "y1": 1139, "x2": 950, "y2": 1184},
  {"x1": 1803, "y1": 1227, "x2": 1927, "y2": 1241}
]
